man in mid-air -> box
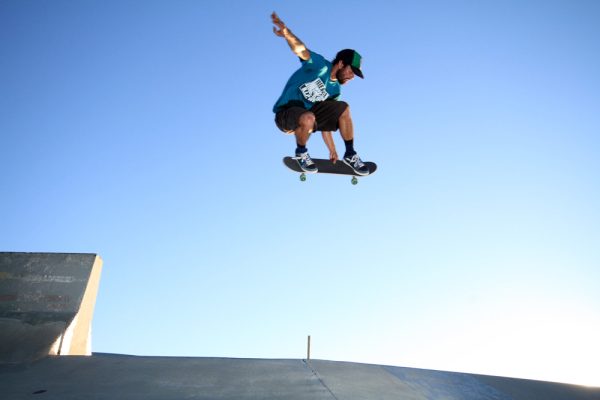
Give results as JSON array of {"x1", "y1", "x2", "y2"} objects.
[{"x1": 271, "y1": 12, "x2": 369, "y2": 176}]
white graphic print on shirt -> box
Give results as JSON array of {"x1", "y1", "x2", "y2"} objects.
[{"x1": 299, "y1": 78, "x2": 329, "y2": 103}]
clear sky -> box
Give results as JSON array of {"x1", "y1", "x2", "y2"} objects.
[{"x1": 2, "y1": 0, "x2": 599, "y2": 387}]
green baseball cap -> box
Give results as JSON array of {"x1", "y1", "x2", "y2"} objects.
[{"x1": 335, "y1": 49, "x2": 364, "y2": 78}]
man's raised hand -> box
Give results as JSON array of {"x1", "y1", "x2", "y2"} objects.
[
  {"x1": 271, "y1": 12, "x2": 287, "y2": 37},
  {"x1": 271, "y1": 12, "x2": 310, "y2": 61}
]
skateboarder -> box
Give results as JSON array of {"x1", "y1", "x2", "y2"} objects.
[{"x1": 271, "y1": 12, "x2": 369, "y2": 176}]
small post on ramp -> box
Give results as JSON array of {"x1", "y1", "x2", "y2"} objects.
[{"x1": 307, "y1": 335, "x2": 311, "y2": 360}]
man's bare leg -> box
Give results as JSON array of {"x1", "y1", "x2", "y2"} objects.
[
  {"x1": 293, "y1": 111, "x2": 318, "y2": 172},
  {"x1": 337, "y1": 105, "x2": 369, "y2": 175},
  {"x1": 338, "y1": 106, "x2": 358, "y2": 158},
  {"x1": 295, "y1": 111, "x2": 316, "y2": 148},
  {"x1": 338, "y1": 106, "x2": 354, "y2": 142}
]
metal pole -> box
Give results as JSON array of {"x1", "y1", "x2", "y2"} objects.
[{"x1": 307, "y1": 335, "x2": 311, "y2": 360}]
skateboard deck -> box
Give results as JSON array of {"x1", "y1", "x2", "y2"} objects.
[{"x1": 283, "y1": 156, "x2": 377, "y2": 185}]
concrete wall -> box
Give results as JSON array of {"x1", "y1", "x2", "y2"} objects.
[{"x1": 0, "y1": 252, "x2": 103, "y2": 363}]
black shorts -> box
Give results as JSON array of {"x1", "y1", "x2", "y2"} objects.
[{"x1": 275, "y1": 100, "x2": 348, "y2": 133}]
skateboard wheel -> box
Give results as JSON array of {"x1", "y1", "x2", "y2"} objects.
[
  {"x1": 351, "y1": 176, "x2": 358, "y2": 185},
  {"x1": 300, "y1": 173, "x2": 306, "y2": 182}
]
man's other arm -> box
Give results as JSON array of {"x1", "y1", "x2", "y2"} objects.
[{"x1": 271, "y1": 12, "x2": 310, "y2": 61}]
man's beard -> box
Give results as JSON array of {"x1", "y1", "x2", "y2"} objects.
[{"x1": 336, "y1": 70, "x2": 350, "y2": 85}]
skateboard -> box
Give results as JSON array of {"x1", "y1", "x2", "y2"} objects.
[{"x1": 283, "y1": 156, "x2": 377, "y2": 185}]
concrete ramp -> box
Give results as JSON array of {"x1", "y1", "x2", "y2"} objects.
[
  {"x1": 0, "y1": 355, "x2": 598, "y2": 399},
  {"x1": 0, "y1": 252, "x2": 103, "y2": 363},
  {"x1": 311, "y1": 360, "x2": 600, "y2": 400}
]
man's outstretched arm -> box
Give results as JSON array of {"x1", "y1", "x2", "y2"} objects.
[
  {"x1": 322, "y1": 131, "x2": 338, "y2": 163},
  {"x1": 271, "y1": 12, "x2": 310, "y2": 61}
]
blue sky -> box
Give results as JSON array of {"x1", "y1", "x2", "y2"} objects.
[{"x1": 2, "y1": 0, "x2": 599, "y2": 387}]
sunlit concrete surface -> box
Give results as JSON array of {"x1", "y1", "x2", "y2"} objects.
[{"x1": 1, "y1": 354, "x2": 599, "y2": 400}]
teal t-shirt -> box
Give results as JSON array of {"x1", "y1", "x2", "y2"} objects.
[{"x1": 273, "y1": 51, "x2": 341, "y2": 113}]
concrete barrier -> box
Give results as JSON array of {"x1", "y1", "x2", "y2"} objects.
[{"x1": 0, "y1": 252, "x2": 102, "y2": 363}]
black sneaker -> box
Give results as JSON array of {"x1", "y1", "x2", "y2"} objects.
[
  {"x1": 343, "y1": 153, "x2": 369, "y2": 176},
  {"x1": 294, "y1": 152, "x2": 318, "y2": 173}
]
